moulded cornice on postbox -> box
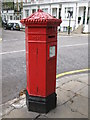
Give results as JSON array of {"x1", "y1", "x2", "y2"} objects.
[{"x1": 20, "y1": 9, "x2": 62, "y2": 27}]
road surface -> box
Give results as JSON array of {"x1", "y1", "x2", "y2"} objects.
[{"x1": 0, "y1": 29, "x2": 88, "y2": 103}]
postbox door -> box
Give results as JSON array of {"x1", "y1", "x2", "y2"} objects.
[
  {"x1": 28, "y1": 43, "x2": 46, "y2": 97},
  {"x1": 27, "y1": 43, "x2": 38, "y2": 95}
]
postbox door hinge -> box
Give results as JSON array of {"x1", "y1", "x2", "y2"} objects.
[
  {"x1": 37, "y1": 87, "x2": 38, "y2": 93},
  {"x1": 36, "y1": 48, "x2": 38, "y2": 55}
]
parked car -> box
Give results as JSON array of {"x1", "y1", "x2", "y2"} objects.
[
  {"x1": 2, "y1": 19, "x2": 7, "y2": 28},
  {"x1": 8, "y1": 20, "x2": 23, "y2": 28},
  {"x1": 4, "y1": 22, "x2": 20, "y2": 31}
]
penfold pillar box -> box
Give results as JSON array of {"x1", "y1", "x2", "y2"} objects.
[{"x1": 20, "y1": 9, "x2": 62, "y2": 113}]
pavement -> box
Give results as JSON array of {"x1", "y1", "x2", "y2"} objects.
[
  {"x1": 58, "y1": 31, "x2": 89, "y2": 36},
  {"x1": 0, "y1": 73, "x2": 89, "y2": 119}
]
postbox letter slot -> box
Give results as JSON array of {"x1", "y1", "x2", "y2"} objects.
[{"x1": 48, "y1": 35, "x2": 55, "y2": 38}]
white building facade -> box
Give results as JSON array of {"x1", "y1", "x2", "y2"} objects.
[
  {"x1": 1, "y1": 0, "x2": 27, "y2": 21},
  {"x1": 23, "y1": 0, "x2": 90, "y2": 33}
]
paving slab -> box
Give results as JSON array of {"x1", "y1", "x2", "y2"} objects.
[
  {"x1": 56, "y1": 87, "x2": 75, "y2": 105},
  {"x1": 1, "y1": 95, "x2": 26, "y2": 118},
  {"x1": 76, "y1": 74, "x2": 88, "y2": 85},
  {"x1": 56, "y1": 77, "x2": 72, "y2": 88},
  {"x1": 56, "y1": 73, "x2": 88, "y2": 88},
  {"x1": 3, "y1": 106, "x2": 39, "y2": 118},
  {"x1": 45, "y1": 103, "x2": 87, "y2": 118},
  {"x1": 77, "y1": 85, "x2": 88, "y2": 98},
  {"x1": 11, "y1": 98, "x2": 26, "y2": 109},
  {"x1": 1, "y1": 102, "x2": 14, "y2": 117},
  {"x1": 66, "y1": 95, "x2": 88, "y2": 117},
  {"x1": 60, "y1": 80, "x2": 87, "y2": 93}
]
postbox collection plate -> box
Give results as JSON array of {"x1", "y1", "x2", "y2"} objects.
[{"x1": 49, "y1": 46, "x2": 55, "y2": 58}]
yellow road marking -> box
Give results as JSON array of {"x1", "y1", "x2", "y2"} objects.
[{"x1": 56, "y1": 68, "x2": 90, "y2": 78}]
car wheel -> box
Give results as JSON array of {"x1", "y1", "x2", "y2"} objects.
[
  {"x1": 3, "y1": 26, "x2": 6, "y2": 30},
  {"x1": 11, "y1": 27, "x2": 13, "y2": 30}
]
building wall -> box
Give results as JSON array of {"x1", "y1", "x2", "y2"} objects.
[
  {"x1": 1, "y1": 0, "x2": 26, "y2": 21},
  {"x1": 23, "y1": 1, "x2": 80, "y2": 32},
  {"x1": 61, "y1": 3, "x2": 77, "y2": 31},
  {"x1": 1, "y1": 0, "x2": 90, "y2": 32}
]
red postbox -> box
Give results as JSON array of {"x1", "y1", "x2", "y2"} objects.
[{"x1": 20, "y1": 9, "x2": 62, "y2": 113}]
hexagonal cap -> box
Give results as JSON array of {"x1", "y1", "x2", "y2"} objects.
[{"x1": 20, "y1": 9, "x2": 62, "y2": 27}]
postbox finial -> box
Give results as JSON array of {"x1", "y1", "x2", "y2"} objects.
[{"x1": 38, "y1": 9, "x2": 43, "y2": 12}]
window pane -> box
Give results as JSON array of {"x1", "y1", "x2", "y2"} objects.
[
  {"x1": 25, "y1": 10, "x2": 29, "y2": 17},
  {"x1": 64, "y1": 7, "x2": 73, "y2": 18}
]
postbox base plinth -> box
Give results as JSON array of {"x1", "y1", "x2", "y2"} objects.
[{"x1": 26, "y1": 90, "x2": 57, "y2": 113}]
